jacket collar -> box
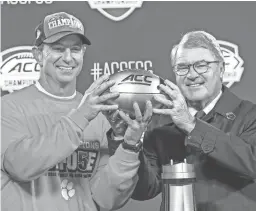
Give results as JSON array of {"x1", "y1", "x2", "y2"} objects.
[{"x1": 213, "y1": 85, "x2": 242, "y2": 118}]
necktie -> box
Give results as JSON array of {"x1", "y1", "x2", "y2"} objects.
[{"x1": 195, "y1": 110, "x2": 206, "y2": 119}]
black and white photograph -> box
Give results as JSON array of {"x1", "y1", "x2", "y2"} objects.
[{"x1": 1, "y1": 1, "x2": 256, "y2": 211}]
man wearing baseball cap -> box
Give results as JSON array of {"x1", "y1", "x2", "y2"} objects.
[
  {"x1": 1, "y1": 12, "x2": 153, "y2": 211},
  {"x1": 34, "y1": 12, "x2": 91, "y2": 46}
]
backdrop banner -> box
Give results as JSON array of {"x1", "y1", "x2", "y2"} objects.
[{"x1": 1, "y1": 1, "x2": 256, "y2": 211}]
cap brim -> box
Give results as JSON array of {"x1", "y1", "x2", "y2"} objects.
[{"x1": 43, "y1": 31, "x2": 91, "y2": 45}]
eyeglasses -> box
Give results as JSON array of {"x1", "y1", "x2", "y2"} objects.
[{"x1": 173, "y1": 60, "x2": 220, "y2": 76}]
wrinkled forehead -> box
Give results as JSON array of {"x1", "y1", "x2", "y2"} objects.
[
  {"x1": 51, "y1": 34, "x2": 84, "y2": 46},
  {"x1": 175, "y1": 47, "x2": 216, "y2": 64}
]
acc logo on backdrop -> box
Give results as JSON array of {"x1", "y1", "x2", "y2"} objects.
[
  {"x1": 0, "y1": 46, "x2": 40, "y2": 93},
  {"x1": 218, "y1": 40, "x2": 244, "y2": 88},
  {"x1": 87, "y1": 0, "x2": 143, "y2": 21}
]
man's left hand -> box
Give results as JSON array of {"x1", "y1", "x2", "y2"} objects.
[
  {"x1": 153, "y1": 80, "x2": 196, "y2": 134},
  {"x1": 119, "y1": 101, "x2": 153, "y2": 145}
]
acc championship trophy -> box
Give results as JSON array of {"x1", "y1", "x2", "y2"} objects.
[{"x1": 162, "y1": 159, "x2": 197, "y2": 211}]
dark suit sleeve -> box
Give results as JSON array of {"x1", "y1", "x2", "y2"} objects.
[
  {"x1": 132, "y1": 131, "x2": 162, "y2": 200},
  {"x1": 185, "y1": 105, "x2": 256, "y2": 180},
  {"x1": 106, "y1": 128, "x2": 124, "y2": 156}
]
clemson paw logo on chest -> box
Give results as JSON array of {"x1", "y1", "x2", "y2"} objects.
[{"x1": 61, "y1": 179, "x2": 76, "y2": 200}]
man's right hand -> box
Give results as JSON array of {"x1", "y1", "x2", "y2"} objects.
[{"x1": 78, "y1": 74, "x2": 120, "y2": 121}]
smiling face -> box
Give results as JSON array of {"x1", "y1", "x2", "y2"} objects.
[
  {"x1": 174, "y1": 47, "x2": 224, "y2": 106},
  {"x1": 40, "y1": 34, "x2": 85, "y2": 85}
]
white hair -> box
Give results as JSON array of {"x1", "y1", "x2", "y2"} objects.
[{"x1": 171, "y1": 31, "x2": 225, "y2": 66}]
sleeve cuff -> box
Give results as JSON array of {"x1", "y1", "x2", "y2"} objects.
[
  {"x1": 115, "y1": 144, "x2": 140, "y2": 162},
  {"x1": 185, "y1": 118, "x2": 217, "y2": 154},
  {"x1": 107, "y1": 129, "x2": 140, "y2": 160},
  {"x1": 67, "y1": 109, "x2": 89, "y2": 131}
]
